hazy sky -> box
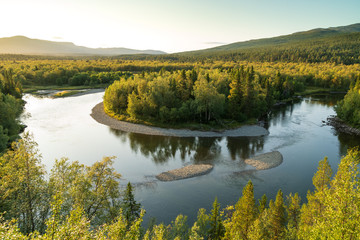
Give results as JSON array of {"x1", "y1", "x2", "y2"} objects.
[{"x1": 1, "y1": 0, "x2": 360, "y2": 53}]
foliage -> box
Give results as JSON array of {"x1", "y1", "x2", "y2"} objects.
[
  {"x1": 122, "y1": 182, "x2": 141, "y2": 226},
  {"x1": 103, "y1": 67, "x2": 297, "y2": 125},
  {"x1": 335, "y1": 75, "x2": 360, "y2": 128},
  {"x1": 0, "y1": 69, "x2": 24, "y2": 153}
]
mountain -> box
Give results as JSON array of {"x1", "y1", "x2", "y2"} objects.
[
  {"x1": 183, "y1": 23, "x2": 360, "y2": 54},
  {"x1": 168, "y1": 23, "x2": 360, "y2": 64},
  {"x1": 0, "y1": 36, "x2": 166, "y2": 56}
]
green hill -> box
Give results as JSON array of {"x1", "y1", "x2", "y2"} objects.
[{"x1": 167, "y1": 23, "x2": 360, "y2": 64}]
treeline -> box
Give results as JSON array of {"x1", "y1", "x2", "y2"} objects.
[
  {"x1": 1, "y1": 56, "x2": 359, "y2": 89},
  {"x1": 1, "y1": 135, "x2": 360, "y2": 239},
  {"x1": 335, "y1": 75, "x2": 360, "y2": 128},
  {"x1": 175, "y1": 32, "x2": 360, "y2": 65},
  {"x1": 0, "y1": 69, "x2": 23, "y2": 153},
  {"x1": 104, "y1": 68, "x2": 303, "y2": 124}
]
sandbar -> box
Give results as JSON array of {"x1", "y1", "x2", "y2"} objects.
[
  {"x1": 90, "y1": 102, "x2": 270, "y2": 137},
  {"x1": 156, "y1": 164, "x2": 213, "y2": 181},
  {"x1": 245, "y1": 151, "x2": 283, "y2": 170}
]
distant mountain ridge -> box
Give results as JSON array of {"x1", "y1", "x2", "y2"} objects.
[
  {"x1": 0, "y1": 36, "x2": 166, "y2": 56},
  {"x1": 181, "y1": 23, "x2": 360, "y2": 54}
]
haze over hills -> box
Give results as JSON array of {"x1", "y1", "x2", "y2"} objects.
[
  {"x1": 0, "y1": 36, "x2": 166, "y2": 56},
  {"x1": 0, "y1": 23, "x2": 359, "y2": 62}
]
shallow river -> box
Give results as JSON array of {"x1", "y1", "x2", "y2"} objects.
[{"x1": 22, "y1": 92, "x2": 360, "y2": 225}]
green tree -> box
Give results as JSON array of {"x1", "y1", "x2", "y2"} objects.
[
  {"x1": 268, "y1": 190, "x2": 286, "y2": 239},
  {"x1": 0, "y1": 133, "x2": 48, "y2": 234},
  {"x1": 286, "y1": 193, "x2": 301, "y2": 239},
  {"x1": 208, "y1": 198, "x2": 225, "y2": 240},
  {"x1": 228, "y1": 68, "x2": 245, "y2": 121},
  {"x1": 122, "y1": 182, "x2": 141, "y2": 227},
  {"x1": 193, "y1": 78, "x2": 225, "y2": 122},
  {"x1": 224, "y1": 180, "x2": 256, "y2": 240},
  {"x1": 0, "y1": 69, "x2": 22, "y2": 98},
  {"x1": 49, "y1": 156, "x2": 122, "y2": 227}
]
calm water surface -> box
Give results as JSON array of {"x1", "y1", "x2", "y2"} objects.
[{"x1": 22, "y1": 92, "x2": 360, "y2": 224}]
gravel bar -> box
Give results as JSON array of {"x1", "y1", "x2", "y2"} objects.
[
  {"x1": 245, "y1": 151, "x2": 283, "y2": 170},
  {"x1": 90, "y1": 102, "x2": 270, "y2": 137},
  {"x1": 156, "y1": 164, "x2": 213, "y2": 181}
]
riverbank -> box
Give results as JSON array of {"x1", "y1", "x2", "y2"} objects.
[
  {"x1": 327, "y1": 116, "x2": 360, "y2": 136},
  {"x1": 90, "y1": 102, "x2": 270, "y2": 137}
]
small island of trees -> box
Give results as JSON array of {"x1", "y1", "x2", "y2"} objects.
[{"x1": 103, "y1": 67, "x2": 302, "y2": 128}]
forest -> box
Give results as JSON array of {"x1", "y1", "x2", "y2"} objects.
[
  {"x1": 0, "y1": 69, "x2": 23, "y2": 152},
  {"x1": 103, "y1": 67, "x2": 299, "y2": 125},
  {"x1": 335, "y1": 75, "x2": 360, "y2": 128}
]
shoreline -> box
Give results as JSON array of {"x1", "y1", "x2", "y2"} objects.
[
  {"x1": 327, "y1": 116, "x2": 360, "y2": 136},
  {"x1": 90, "y1": 102, "x2": 270, "y2": 137}
]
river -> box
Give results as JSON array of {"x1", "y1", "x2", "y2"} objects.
[{"x1": 21, "y1": 92, "x2": 360, "y2": 225}]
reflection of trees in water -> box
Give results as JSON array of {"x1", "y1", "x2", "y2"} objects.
[
  {"x1": 305, "y1": 94, "x2": 345, "y2": 107},
  {"x1": 109, "y1": 128, "x2": 268, "y2": 166},
  {"x1": 192, "y1": 138, "x2": 222, "y2": 163},
  {"x1": 268, "y1": 102, "x2": 296, "y2": 127},
  {"x1": 127, "y1": 134, "x2": 197, "y2": 164},
  {"x1": 226, "y1": 137, "x2": 265, "y2": 161},
  {"x1": 109, "y1": 128, "x2": 129, "y2": 143},
  {"x1": 336, "y1": 131, "x2": 360, "y2": 157},
  {"x1": 110, "y1": 129, "x2": 223, "y2": 164}
]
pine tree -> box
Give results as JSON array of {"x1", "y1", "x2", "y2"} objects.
[
  {"x1": 224, "y1": 180, "x2": 256, "y2": 240},
  {"x1": 122, "y1": 182, "x2": 141, "y2": 227},
  {"x1": 258, "y1": 194, "x2": 267, "y2": 215},
  {"x1": 208, "y1": 198, "x2": 225, "y2": 240},
  {"x1": 228, "y1": 68, "x2": 245, "y2": 121},
  {"x1": 268, "y1": 190, "x2": 286, "y2": 239},
  {"x1": 286, "y1": 193, "x2": 301, "y2": 239}
]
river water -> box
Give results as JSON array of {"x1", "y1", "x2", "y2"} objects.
[{"x1": 21, "y1": 92, "x2": 360, "y2": 225}]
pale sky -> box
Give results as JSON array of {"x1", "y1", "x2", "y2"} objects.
[{"x1": 1, "y1": 0, "x2": 360, "y2": 53}]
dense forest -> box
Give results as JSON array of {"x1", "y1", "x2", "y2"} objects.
[
  {"x1": 174, "y1": 32, "x2": 360, "y2": 65},
  {"x1": 1, "y1": 55, "x2": 360, "y2": 89},
  {"x1": 335, "y1": 75, "x2": 360, "y2": 128},
  {"x1": 0, "y1": 69, "x2": 23, "y2": 153},
  {"x1": 103, "y1": 67, "x2": 300, "y2": 125},
  {"x1": 1, "y1": 135, "x2": 360, "y2": 239}
]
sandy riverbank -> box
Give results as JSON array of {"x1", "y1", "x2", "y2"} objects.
[
  {"x1": 90, "y1": 102, "x2": 270, "y2": 137},
  {"x1": 156, "y1": 164, "x2": 213, "y2": 181},
  {"x1": 245, "y1": 151, "x2": 283, "y2": 170}
]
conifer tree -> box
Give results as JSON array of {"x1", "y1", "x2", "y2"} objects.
[
  {"x1": 224, "y1": 180, "x2": 256, "y2": 240},
  {"x1": 208, "y1": 198, "x2": 225, "y2": 240},
  {"x1": 122, "y1": 182, "x2": 141, "y2": 227},
  {"x1": 268, "y1": 190, "x2": 286, "y2": 239}
]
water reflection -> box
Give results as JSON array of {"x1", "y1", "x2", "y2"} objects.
[
  {"x1": 110, "y1": 128, "x2": 270, "y2": 167},
  {"x1": 336, "y1": 131, "x2": 360, "y2": 156},
  {"x1": 226, "y1": 137, "x2": 264, "y2": 160}
]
